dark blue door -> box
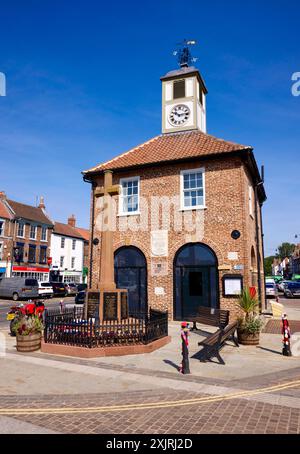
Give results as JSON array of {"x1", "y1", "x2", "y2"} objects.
[{"x1": 114, "y1": 247, "x2": 147, "y2": 313}]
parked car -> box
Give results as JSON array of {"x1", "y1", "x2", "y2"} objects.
[
  {"x1": 38, "y1": 281, "x2": 53, "y2": 298},
  {"x1": 66, "y1": 283, "x2": 78, "y2": 295},
  {"x1": 284, "y1": 282, "x2": 300, "y2": 298},
  {"x1": 265, "y1": 282, "x2": 278, "y2": 299},
  {"x1": 278, "y1": 280, "x2": 292, "y2": 292},
  {"x1": 50, "y1": 282, "x2": 68, "y2": 297},
  {"x1": 77, "y1": 283, "x2": 87, "y2": 292},
  {"x1": 75, "y1": 290, "x2": 86, "y2": 304},
  {"x1": 0, "y1": 277, "x2": 39, "y2": 301}
]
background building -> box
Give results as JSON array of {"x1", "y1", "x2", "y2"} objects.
[
  {"x1": 50, "y1": 215, "x2": 89, "y2": 283},
  {"x1": 0, "y1": 192, "x2": 53, "y2": 281}
]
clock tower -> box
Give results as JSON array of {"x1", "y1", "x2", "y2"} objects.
[{"x1": 161, "y1": 41, "x2": 208, "y2": 134}]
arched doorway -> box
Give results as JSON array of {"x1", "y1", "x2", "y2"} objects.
[
  {"x1": 114, "y1": 246, "x2": 147, "y2": 313},
  {"x1": 174, "y1": 243, "x2": 219, "y2": 320}
]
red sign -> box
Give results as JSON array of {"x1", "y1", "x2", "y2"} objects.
[
  {"x1": 12, "y1": 266, "x2": 49, "y2": 273},
  {"x1": 47, "y1": 257, "x2": 52, "y2": 265}
]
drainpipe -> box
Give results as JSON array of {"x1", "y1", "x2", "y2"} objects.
[{"x1": 254, "y1": 183, "x2": 264, "y2": 312}]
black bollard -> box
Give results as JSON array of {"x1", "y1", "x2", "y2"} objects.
[{"x1": 180, "y1": 322, "x2": 191, "y2": 374}]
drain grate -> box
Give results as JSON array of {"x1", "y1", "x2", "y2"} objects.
[{"x1": 263, "y1": 319, "x2": 300, "y2": 334}]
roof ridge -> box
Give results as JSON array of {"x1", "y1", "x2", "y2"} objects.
[{"x1": 83, "y1": 135, "x2": 160, "y2": 174}]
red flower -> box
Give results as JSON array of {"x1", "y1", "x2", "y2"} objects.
[
  {"x1": 18, "y1": 328, "x2": 22, "y2": 335},
  {"x1": 22, "y1": 324, "x2": 26, "y2": 331},
  {"x1": 249, "y1": 287, "x2": 257, "y2": 299}
]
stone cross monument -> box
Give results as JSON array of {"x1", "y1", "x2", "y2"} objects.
[{"x1": 84, "y1": 170, "x2": 128, "y2": 322}]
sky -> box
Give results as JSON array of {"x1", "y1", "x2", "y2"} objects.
[{"x1": 0, "y1": 0, "x2": 299, "y2": 257}]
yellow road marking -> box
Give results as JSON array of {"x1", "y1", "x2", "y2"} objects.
[{"x1": 0, "y1": 379, "x2": 299, "y2": 415}]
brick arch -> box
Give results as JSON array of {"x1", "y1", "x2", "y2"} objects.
[
  {"x1": 113, "y1": 239, "x2": 150, "y2": 263},
  {"x1": 169, "y1": 236, "x2": 224, "y2": 266}
]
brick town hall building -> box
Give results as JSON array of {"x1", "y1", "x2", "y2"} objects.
[{"x1": 83, "y1": 52, "x2": 266, "y2": 321}]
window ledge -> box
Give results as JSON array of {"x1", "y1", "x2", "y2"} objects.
[
  {"x1": 179, "y1": 206, "x2": 207, "y2": 212},
  {"x1": 117, "y1": 211, "x2": 141, "y2": 217}
]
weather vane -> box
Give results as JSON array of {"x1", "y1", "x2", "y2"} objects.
[{"x1": 173, "y1": 39, "x2": 198, "y2": 68}]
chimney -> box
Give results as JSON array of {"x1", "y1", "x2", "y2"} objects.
[
  {"x1": 0, "y1": 191, "x2": 7, "y2": 200},
  {"x1": 38, "y1": 196, "x2": 45, "y2": 209},
  {"x1": 68, "y1": 214, "x2": 76, "y2": 228}
]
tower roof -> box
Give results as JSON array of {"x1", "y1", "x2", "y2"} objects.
[{"x1": 160, "y1": 66, "x2": 208, "y2": 94}]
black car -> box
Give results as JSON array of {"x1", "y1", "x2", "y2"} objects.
[
  {"x1": 284, "y1": 282, "x2": 300, "y2": 298},
  {"x1": 50, "y1": 282, "x2": 68, "y2": 297},
  {"x1": 75, "y1": 290, "x2": 86, "y2": 304},
  {"x1": 77, "y1": 283, "x2": 87, "y2": 292}
]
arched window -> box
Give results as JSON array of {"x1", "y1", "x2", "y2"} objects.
[
  {"x1": 114, "y1": 247, "x2": 147, "y2": 313},
  {"x1": 174, "y1": 243, "x2": 218, "y2": 320}
]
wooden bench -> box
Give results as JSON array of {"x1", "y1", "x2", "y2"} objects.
[
  {"x1": 195, "y1": 321, "x2": 239, "y2": 365},
  {"x1": 189, "y1": 307, "x2": 230, "y2": 331}
]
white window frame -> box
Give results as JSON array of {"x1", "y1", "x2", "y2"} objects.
[
  {"x1": 41, "y1": 226, "x2": 48, "y2": 242},
  {"x1": 72, "y1": 239, "x2": 76, "y2": 250},
  {"x1": 29, "y1": 224, "x2": 37, "y2": 240},
  {"x1": 119, "y1": 176, "x2": 140, "y2": 216},
  {"x1": 0, "y1": 219, "x2": 5, "y2": 237},
  {"x1": 60, "y1": 256, "x2": 64, "y2": 268},
  {"x1": 17, "y1": 221, "x2": 25, "y2": 238},
  {"x1": 71, "y1": 257, "x2": 75, "y2": 268},
  {"x1": 61, "y1": 237, "x2": 65, "y2": 248},
  {"x1": 180, "y1": 167, "x2": 206, "y2": 211},
  {"x1": 0, "y1": 242, "x2": 3, "y2": 260}
]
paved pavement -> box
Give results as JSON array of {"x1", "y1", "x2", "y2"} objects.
[{"x1": 0, "y1": 295, "x2": 300, "y2": 434}]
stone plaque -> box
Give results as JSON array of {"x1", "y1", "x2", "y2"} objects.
[
  {"x1": 228, "y1": 252, "x2": 238, "y2": 261},
  {"x1": 154, "y1": 287, "x2": 165, "y2": 296},
  {"x1": 151, "y1": 261, "x2": 168, "y2": 277},
  {"x1": 121, "y1": 292, "x2": 128, "y2": 319},
  {"x1": 151, "y1": 230, "x2": 168, "y2": 257},
  {"x1": 103, "y1": 292, "x2": 118, "y2": 320},
  {"x1": 86, "y1": 291, "x2": 100, "y2": 319}
]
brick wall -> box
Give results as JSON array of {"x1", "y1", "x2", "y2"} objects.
[{"x1": 88, "y1": 154, "x2": 265, "y2": 320}]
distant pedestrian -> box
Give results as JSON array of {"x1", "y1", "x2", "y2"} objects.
[{"x1": 179, "y1": 322, "x2": 190, "y2": 374}]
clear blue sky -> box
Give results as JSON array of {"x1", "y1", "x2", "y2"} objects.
[{"x1": 0, "y1": 0, "x2": 299, "y2": 257}]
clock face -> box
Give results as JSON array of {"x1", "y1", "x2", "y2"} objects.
[{"x1": 169, "y1": 104, "x2": 190, "y2": 126}]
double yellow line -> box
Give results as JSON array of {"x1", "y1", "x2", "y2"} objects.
[{"x1": 1, "y1": 379, "x2": 300, "y2": 416}]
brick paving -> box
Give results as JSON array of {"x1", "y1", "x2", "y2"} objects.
[
  {"x1": 1, "y1": 389, "x2": 300, "y2": 434},
  {"x1": 263, "y1": 320, "x2": 300, "y2": 334}
]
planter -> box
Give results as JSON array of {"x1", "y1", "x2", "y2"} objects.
[
  {"x1": 16, "y1": 333, "x2": 42, "y2": 352},
  {"x1": 237, "y1": 329, "x2": 260, "y2": 346}
]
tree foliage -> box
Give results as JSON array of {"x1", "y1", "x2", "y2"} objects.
[
  {"x1": 277, "y1": 242, "x2": 296, "y2": 259},
  {"x1": 264, "y1": 256, "x2": 275, "y2": 275}
]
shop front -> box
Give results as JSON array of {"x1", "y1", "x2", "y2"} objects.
[{"x1": 12, "y1": 265, "x2": 50, "y2": 282}]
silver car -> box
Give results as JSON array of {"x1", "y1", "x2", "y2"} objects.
[
  {"x1": 265, "y1": 282, "x2": 277, "y2": 299},
  {"x1": 0, "y1": 277, "x2": 39, "y2": 301}
]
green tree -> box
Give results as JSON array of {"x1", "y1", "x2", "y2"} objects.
[
  {"x1": 264, "y1": 256, "x2": 275, "y2": 275},
  {"x1": 277, "y1": 242, "x2": 296, "y2": 259}
]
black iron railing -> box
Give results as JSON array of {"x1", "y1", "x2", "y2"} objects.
[{"x1": 44, "y1": 307, "x2": 168, "y2": 348}]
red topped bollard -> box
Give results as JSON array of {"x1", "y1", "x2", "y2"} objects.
[{"x1": 282, "y1": 313, "x2": 292, "y2": 357}]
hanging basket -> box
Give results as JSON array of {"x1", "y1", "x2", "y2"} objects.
[{"x1": 16, "y1": 333, "x2": 42, "y2": 352}]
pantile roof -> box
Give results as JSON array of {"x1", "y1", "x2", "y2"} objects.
[
  {"x1": 53, "y1": 222, "x2": 85, "y2": 240},
  {"x1": 75, "y1": 227, "x2": 90, "y2": 242},
  {"x1": 0, "y1": 200, "x2": 13, "y2": 220},
  {"x1": 83, "y1": 130, "x2": 251, "y2": 175},
  {"x1": 7, "y1": 199, "x2": 53, "y2": 225}
]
